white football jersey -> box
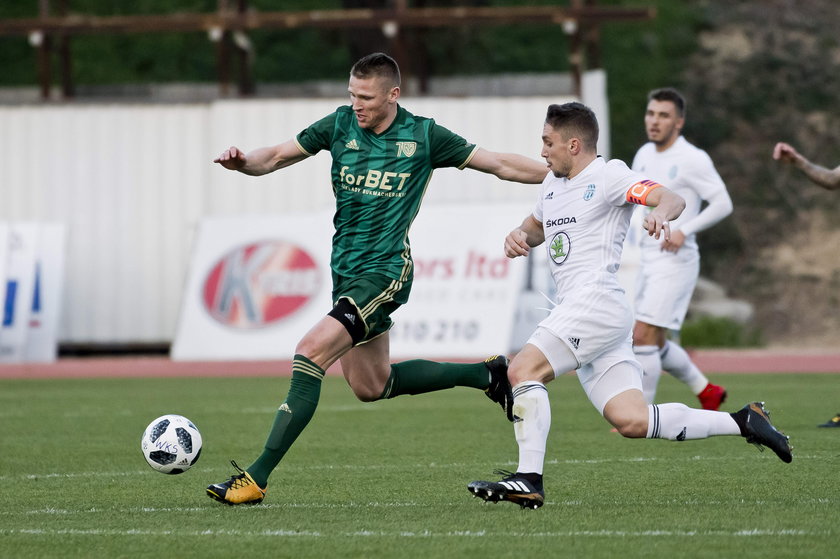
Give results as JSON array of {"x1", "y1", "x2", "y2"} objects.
[
  {"x1": 631, "y1": 136, "x2": 731, "y2": 254},
  {"x1": 533, "y1": 157, "x2": 657, "y2": 296}
]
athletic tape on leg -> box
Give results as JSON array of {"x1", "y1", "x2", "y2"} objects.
[{"x1": 328, "y1": 298, "x2": 366, "y2": 345}]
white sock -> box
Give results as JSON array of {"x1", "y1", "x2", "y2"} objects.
[
  {"x1": 634, "y1": 345, "x2": 662, "y2": 404},
  {"x1": 646, "y1": 403, "x2": 741, "y2": 440},
  {"x1": 512, "y1": 381, "x2": 551, "y2": 474},
  {"x1": 660, "y1": 340, "x2": 709, "y2": 394}
]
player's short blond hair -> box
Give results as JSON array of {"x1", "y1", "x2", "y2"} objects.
[{"x1": 350, "y1": 53, "x2": 401, "y2": 89}]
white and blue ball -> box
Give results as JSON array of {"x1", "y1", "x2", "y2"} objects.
[{"x1": 141, "y1": 414, "x2": 202, "y2": 474}]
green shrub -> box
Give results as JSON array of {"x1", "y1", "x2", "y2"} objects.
[{"x1": 680, "y1": 315, "x2": 763, "y2": 348}]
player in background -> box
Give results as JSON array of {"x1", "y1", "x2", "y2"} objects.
[
  {"x1": 206, "y1": 53, "x2": 548, "y2": 505},
  {"x1": 631, "y1": 88, "x2": 733, "y2": 410},
  {"x1": 466, "y1": 102, "x2": 792, "y2": 509},
  {"x1": 773, "y1": 141, "x2": 840, "y2": 427}
]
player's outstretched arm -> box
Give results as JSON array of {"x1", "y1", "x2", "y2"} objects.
[
  {"x1": 642, "y1": 187, "x2": 686, "y2": 241},
  {"x1": 504, "y1": 215, "x2": 544, "y2": 258},
  {"x1": 773, "y1": 141, "x2": 840, "y2": 190},
  {"x1": 466, "y1": 148, "x2": 548, "y2": 184},
  {"x1": 213, "y1": 140, "x2": 309, "y2": 176},
  {"x1": 772, "y1": 141, "x2": 803, "y2": 166}
]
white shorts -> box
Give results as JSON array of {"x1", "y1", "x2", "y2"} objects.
[
  {"x1": 634, "y1": 248, "x2": 699, "y2": 330},
  {"x1": 525, "y1": 287, "x2": 642, "y2": 414}
]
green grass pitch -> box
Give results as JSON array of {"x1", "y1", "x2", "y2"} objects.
[{"x1": 1, "y1": 371, "x2": 837, "y2": 558}]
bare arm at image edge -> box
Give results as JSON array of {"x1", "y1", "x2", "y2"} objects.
[{"x1": 773, "y1": 142, "x2": 840, "y2": 191}]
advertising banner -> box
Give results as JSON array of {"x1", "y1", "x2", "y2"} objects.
[
  {"x1": 388, "y1": 203, "x2": 531, "y2": 358},
  {"x1": 0, "y1": 223, "x2": 66, "y2": 363},
  {"x1": 172, "y1": 203, "x2": 533, "y2": 361},
  {"x1": 171, "y1": 212, "x2": 335, "y2": 361},
  {"x1": 0, "y1": 223, "x2": 7, "y2": 341},
  {"x1": 0, "y1": 223, "x2": 39, "y2": 362},
  {"x1": 24, "y1": 224, "x2": 66, "y2": 362}
]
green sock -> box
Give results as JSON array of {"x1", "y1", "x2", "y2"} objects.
[
  {"x1": 247, "y1": 355, "x2": 324, "y2": 487},
  {"x1": 379, "y1": 359, "x2": 489, "y2": 399}
]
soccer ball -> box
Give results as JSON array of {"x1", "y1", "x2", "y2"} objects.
[{"x1": 141, "y1": 414, "x2": 203, "y2": 474}]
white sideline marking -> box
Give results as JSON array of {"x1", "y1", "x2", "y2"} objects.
[
  {"x1": 2, "y1": 496, "x2": 833, "y2": 518},
  {"x1": 4, "y1": 453, "x2": 819, "y2": 483},
  {"x1": 2, "y1": 502, "x2": 424, "y2": 517},
  {"x1": 0, "y1": 470, "x2": 152, "y2": 482},
  {"x1": 0, "y1": 527, "x2": 829, "y2": 538}
]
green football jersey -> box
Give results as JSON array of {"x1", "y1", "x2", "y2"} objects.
[{"x1": 295, "y1": 104, "x2": 478, "y2": 281}]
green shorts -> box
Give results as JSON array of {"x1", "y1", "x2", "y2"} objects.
[{"x1": 331, "y1": 272, "x2": 412, "y2": 344}]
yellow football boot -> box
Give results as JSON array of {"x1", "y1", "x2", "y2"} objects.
[{"x1": 206, "y1": 461, "x2": 267, "y2": 505}]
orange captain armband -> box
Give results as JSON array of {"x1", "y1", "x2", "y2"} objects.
[{"x1": 626, "y1": 179, "x2": 664, "y2": 205}]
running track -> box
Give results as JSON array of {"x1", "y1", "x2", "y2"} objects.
[{"x1": 1, "y1": 349, "x2": 839, "y2": 379}]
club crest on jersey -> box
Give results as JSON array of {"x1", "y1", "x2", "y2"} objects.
[
  {"x1": 395, "y1": 141, "x2": 417, "y2": 157},
  {"x1": 549, "y1": 231, "x2": 571, "y2": 265},
  {"x1": 584, "y1": 184, "x2": 596, "y2": 201}
]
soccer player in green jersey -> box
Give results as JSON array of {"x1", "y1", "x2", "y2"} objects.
[{"x1": 207, "y1": 52, "x2": 549, "y2": 505}]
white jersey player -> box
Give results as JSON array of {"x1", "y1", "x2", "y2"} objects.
[
  {"x1": 466, "y1": 102, "x2": 791, "y2": 510},
  {"x1": 631, "y1": 88, "x2": 733, "y2": 411}
]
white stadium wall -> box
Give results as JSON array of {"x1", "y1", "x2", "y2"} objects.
[{"x1": 0, "y1": 72, "x2": 607, "y2": 346}]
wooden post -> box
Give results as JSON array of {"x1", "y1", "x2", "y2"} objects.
[
  {"x1": 37, "y1": 0, "x2": 52, "y2": 100},
  {"x1": 58, "y1": 0, "x2": 74, "y2": 99},
  {"x1": 584, "y1": 0, "x2": 602, "y2": 69},
  {"x1": 235, "y1": 0, "x2": 254, "y2": 96}
]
